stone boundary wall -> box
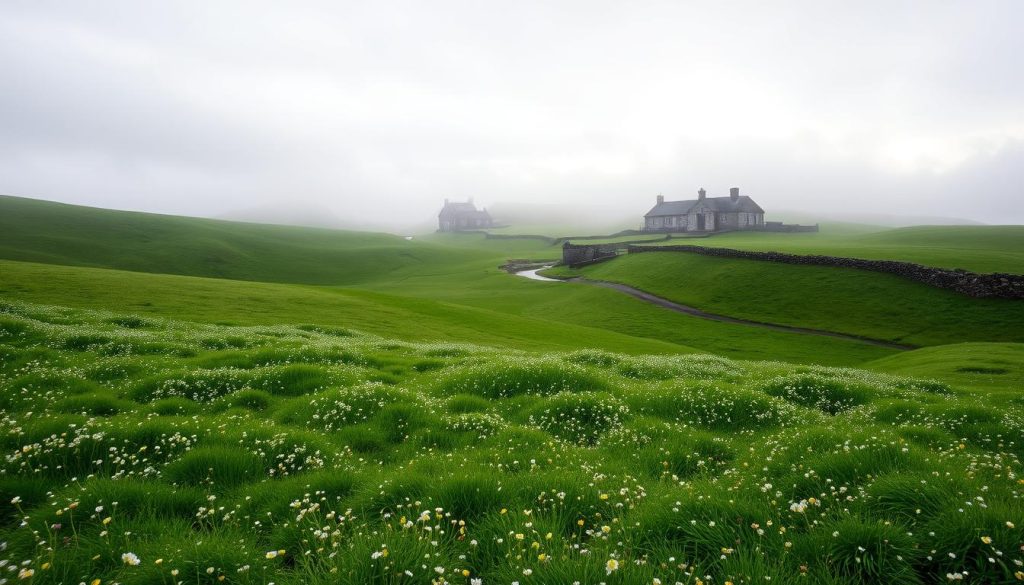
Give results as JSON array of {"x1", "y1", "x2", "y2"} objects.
[
  {"x1": 562, "y1": 242, "x2": 619, "y2": 267},
  {"x1": 626, "y1": 245, "x2": 1024, "y2": 299}
]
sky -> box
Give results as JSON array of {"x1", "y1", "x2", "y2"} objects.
[{"x1": 2, "y1": 0, "x2": 1023, "y2": 230}]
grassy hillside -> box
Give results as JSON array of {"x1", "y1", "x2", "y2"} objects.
[
  {"x1": 653, "y1": 225, "x2": 1024, "y2": 273},
  {"x1": 0, "y1": 260, "x2": 897, "y2": 365},
  {"x1": 0, "y1": 260, "x2": 689, "y2": 355},
  {"x1": 0, "y1": 300, "x2": 1020, "y2": 585},
  {"x1": 0, "y1": 195, "x2": 550, "y2": 285},
  {"x1": 867, "y1": 342, "x2": 1024, "y2": 392},
  {"x1": 546, "y1": 252, "x2": 1024, "y2": 347}
]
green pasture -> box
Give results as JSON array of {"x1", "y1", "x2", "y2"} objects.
[
  {"x1": 546, "y1": 252, "x2": 1024, "y2": 347},
  {"x1": 637, "y1": 225, "x2": 1024, "y2": 273},
  {"x1": 0, "y1": 259, "x2": 896, "y2": 365}
]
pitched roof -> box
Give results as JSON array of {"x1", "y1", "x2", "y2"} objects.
[
  {"x1": 644, "y1": 195, "x2": 764, "y2": 217},
  {"x1": 439, "y1": 201, "x2": 490, "y2": 218}
]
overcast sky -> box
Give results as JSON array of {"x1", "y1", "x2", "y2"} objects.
[{"x1": 2, "y1": 1, "x2": 1023, "y2": 229}]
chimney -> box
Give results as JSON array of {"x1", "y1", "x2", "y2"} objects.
[
  {"x1": 698, "y1": 188, "x2": 706, "y2": 201},
  {"x1": 444, "y1": 198, "x2": 449, "y2": 205},
  {"x1": 656, "y1": 194, "x2": 664, "y2": 204},
  {"x1": 730, "y1": 187, "x2": 739, "y2": 201}
]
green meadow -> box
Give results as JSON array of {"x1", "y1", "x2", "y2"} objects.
[{"x1": 0, "y1": 195, "x2": 1022, "y2": 584}]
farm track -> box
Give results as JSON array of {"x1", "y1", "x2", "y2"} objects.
[{"x1": 571, "y1": 277, "x2": 917, "y2": 351}]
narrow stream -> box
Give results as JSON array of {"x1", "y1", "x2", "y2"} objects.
[{"x1": 514, "y1": 266, "x2": 564, "y2": 282}]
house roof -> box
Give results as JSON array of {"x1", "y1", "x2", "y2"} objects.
[
  {"x1": 439, "y1": 201, "x2": 491, "y2": 218},
  {"x1": 645, "y1": 195, "x2": 764, "y2": 217}
]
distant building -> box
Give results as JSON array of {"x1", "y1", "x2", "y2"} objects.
[
  {"x1": 438, "y1": 198, "x2": 493, "y2": 232},
  {"x1": 643, "y1": 187, "x2": 765, "y2": 232}
]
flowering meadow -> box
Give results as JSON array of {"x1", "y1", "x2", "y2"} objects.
[{"x1": 0, "y1": 300, "x2": 1021, "y2": 584}]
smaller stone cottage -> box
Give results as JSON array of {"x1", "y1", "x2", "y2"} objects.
[
  {"x1": 437, "y1": 198, "x2": 493, "y2": 232},
  {"x1": 644, "y1": 187, "x2": 764, "y2": 232}
]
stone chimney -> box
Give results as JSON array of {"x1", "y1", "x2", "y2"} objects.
[
  {"x1": 444, "y1": 198, "x2": 449, "y2": 205},
  {"x1": 698, "y1": 188, "x2": 706, "y2": 201},
  {"x1": 656, "y1": 194, "x2": 664, "y2": 204},
  {"x1": 730, "y1": 187, "x2": 739, "y2": 201}
]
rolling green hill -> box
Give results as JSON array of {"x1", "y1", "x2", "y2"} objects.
[
  {"x1": 0, "y1": 259, "x2": 897, "y2": 365},
  {"x1": 647, "y1": 225, "x2": 1024, "y2": 273},
  {"x1": 2, "y1": 195, "x2": 1021, "y2": 366},
  {"x1": 546, "y1": 252, "x2": 1024, "y2": 347},
  {"x1": 0, "y1": 195, "x2": 549, "y2": 285}
]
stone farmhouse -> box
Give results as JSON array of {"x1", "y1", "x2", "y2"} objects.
[
  {"x1": 437, "y1": 198, "x2": 494, "y2": 232},
  {"x1": 643, "y1": 187, "x2": 764, "y2": 232}
]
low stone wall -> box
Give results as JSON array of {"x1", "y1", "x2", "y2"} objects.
[
  {"x1": 627, "y1": 245, "x2": 1024, "y2": 299},
  {"x1": 562, "y1": 243, "x2": 619, "y2": 267}
]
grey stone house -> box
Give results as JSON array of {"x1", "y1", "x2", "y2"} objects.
[
  {"x1": 643, "y1": 187, "x2": 765, "y2": 232},
  {"x1": 438, "y1": 198, "x2": 494, "y2": 232}
]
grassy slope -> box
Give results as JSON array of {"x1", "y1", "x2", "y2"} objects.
[
  {"x1": 0, "y1": 259, "x2": 896, "y2": 365},
  {"x1": 546, "y1": 252, "x2": 1024, "y2": 347},
  {"x1": 0, "y1": 195, "x2": 541, "y2": 285},
  {"x1": 0, "y1": 259, "x2": 690, "y2": 355},
  {"x1": 866, "y1": 342, "x2": 1024, "y2": 392},
  {"x1": 655, "y1": 225, "x2": 1024, "y2": 273}
]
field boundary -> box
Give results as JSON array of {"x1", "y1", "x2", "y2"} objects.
[{"x1": 625, "y1": 244, "x2": 1024, "y2": 299}]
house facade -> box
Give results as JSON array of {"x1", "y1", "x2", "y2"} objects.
[
  {"x1": 438, "y1": 198, "x2": 493, "y2": 232},
  {"x1": 643, "y1": 187, "x2": 764, "y2": 232}
]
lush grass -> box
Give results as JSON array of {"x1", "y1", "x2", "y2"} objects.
[
  {"x1": 0, "y1": 259, "x2": 695, "y2": 355},
  {"x1": 547, "y1": 252, "x2": 1024, "y2": 346},
  {"x1": 639, "y1": 224, "x2": 1024, "y2": 273},
  {"x1": 1, "y1": 259, "x2": 903, "y2": 365},
  {"x1": 0, "y1": 300, "x2": 1020, "y2": 584},
  {"x1": 866, "y1": 342, "x2": 1024, "y2": 392},
  {"x1": 0, "y1": 195, "x2": 552, "y2": 285}
]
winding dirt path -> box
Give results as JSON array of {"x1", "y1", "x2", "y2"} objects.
[{"x1": 570, "y1": 278, "x2": 916, "y2": 350}]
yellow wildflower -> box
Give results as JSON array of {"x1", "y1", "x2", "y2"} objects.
[{"x1": 605, "y1": 558, "x2": 619, "y2": 574}]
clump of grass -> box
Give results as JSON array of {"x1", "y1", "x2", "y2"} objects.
[
  {"x1": 446, "y1": 393, "x2": 491, "y2": 413},
  {"x1": 759, "y1": 372, "x2": 878, "y2": 414},
  {"x1": 163, "y1": 445, "x2": 263, "y2": 488},
  {"x1": 216, "y1": 388, "x2": 273, "y2": 411},
  {"x1": 104, "y1": 316, "x2": 154, "y2": 329},
  {"x1": 432, "y1": 357, "x2": 609, "y2": 398},
  {"x1": 276, "y1": 383, "x2": 416, "y2": 432},
  {"x1": 130, "y1": 368, "x2": 249, "y2": 403},
  {"x1": 247, "y1": 363, "x2": 346, "y2": 396},
  {"x1": 616, "y1": 353, "x2": 743, "y2": 381},
  {"x1": 809, "y1": 518, "x2": 921, "y2": 584},
  {"x1": 527, "y1": 392, "x2": 628, "y2": 446},
  {"x1": 638, "y1": 429, "x2": 735, "y2": 480},
  {"x1": 150, "y1": 397, "x2": 203, "y2": 416},
  {"x1": 629, "y1": 382, "x2": 804, "y2": 430},
  {"x1": 53, "y1": 392, "x2": 132, "y2": 416},
  {"x1": 297, "y1": 323, "x2": 354, "y2": 337},
  {"x1": 413, "y1": 412, "x2": 506, "y2": 450},
  {"x1": 0, "y1": 315, "x2": 29, "y2": 339},
  {"x1": 865, "y1": 472, "x2": 956, "y2": 523},
  {"x1": 561, "y1": 349, "x2": 623, "y2": 368}
]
